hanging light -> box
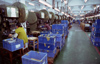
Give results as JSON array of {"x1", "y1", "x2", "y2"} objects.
[
  {"x1": 64, "y1": 0, "x2": 67, "y2": 4},
  {"x1": 54, "y1": 8, "x2": 60, "y2": 12},
  {"x1": 39, "y1": 0, "x2": 52, "y2": 8},
  {"x1": 81, "y1": 5, "x2": 84, "y2": 10},
  {"x1": 84, "y1": 0, "x2": 88, "y2": 3},
  {"x1": 28, "y1": 2, "x2": 34, "y2": 6},
  {"x1": 30, "y1": 10, "x2": 34, "y2": 12},
  {"x1": 68, "y1": 6, "x2": 71, "y2": 10}
]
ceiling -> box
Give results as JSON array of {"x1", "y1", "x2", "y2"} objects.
[{"x1": 0, "y1": 0, "x2": 100, "y2": 19}]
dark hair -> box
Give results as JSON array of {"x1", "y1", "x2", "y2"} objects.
[
  {"x1": 16, "y1": 22, "x2": 22, "y2": 27},
  {"x1": 44, "y1": 22, "x2": 48, "y2": 24}
]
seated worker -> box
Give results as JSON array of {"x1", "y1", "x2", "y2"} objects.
[
  {"x1": 9, "y1": 22, "x2": 28, "y2": 54},
  {"x1": 44, "y1": 22, "x2": 51, "y2": 31}
]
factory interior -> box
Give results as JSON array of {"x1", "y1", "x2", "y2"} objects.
[{"x1": 0, "y1": 0, "x2": 100, "y2": 64}]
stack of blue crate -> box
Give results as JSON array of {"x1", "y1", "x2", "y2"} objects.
[
  {"x1": 73, "y1": 20, "x2": 75, "y2": 23},
  {"x1": 61, "y1": 20, "x2": 69, "y2": 37},
  {"x1": 77, "y1": 20, "x2": 80, "y2": 24},
  {"x1": 52, "y1": 24, "x2": 65, "y2": 34},
  {"x1": 49, "y1": 34, "x2": 63, "y2": 51},
  {"x1": 90, "y1": 19, "x2": 100, "y2": 46},
  {"x1": 38, "y1": 34, "x2": 57, "y2": 58},
  {"x1": 40, "y1": 31, "x2": 51, "y2": 34}
]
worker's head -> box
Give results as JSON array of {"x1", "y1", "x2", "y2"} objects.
[
  {"x1": 44, "y1": 22, "x2": 48, "y2": 25},
  {"x1": 16, "y1": 22, "x2": 22, "y2": 28}
]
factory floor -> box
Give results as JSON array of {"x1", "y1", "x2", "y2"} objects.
[{"x1": 54, "y1": 23, "x2": 100, "y2": 64}]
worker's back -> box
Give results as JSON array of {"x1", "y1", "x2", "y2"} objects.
[{"x1": 15, "y1": 27, "x2": 28, "y2": 44}]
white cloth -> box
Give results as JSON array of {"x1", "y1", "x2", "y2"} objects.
[{"x1": 23, "y1": 43, "x2": 28, "y2": 50}]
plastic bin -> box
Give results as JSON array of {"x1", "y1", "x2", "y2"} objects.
[
  {"x1": 38, "y1": 35, "x2": 44, "y2": 43},
  {"x1": 94, "y1": 28, "x2": 100, "y2": 33},
  {"x1": 40, "y1": 31, "x2": 50, "y2": 34},
  {"x1": 39, "y1": 43, "x2": 56, "y2": 50},
  {"x1": 52, "y1": 24, "x2": 57, "y2": 30},
  {"x1": 56, "y1": 30, "x2": 64, "y2": 34},
  {"x1": 61, "y1": 20, "x2": 68, "y2": 24},
  {"x1": 22, "y1": 51, "x2": 47, "y2": 64},
  {"x1": 95, "y1": 19, "x2": 100, "y2": 25},
  {"x1": 39, "y1": 48, "x2": 56, "y2": 58},
  {"x1": 44, "y1": 36, "x2": 56, "y2": 44},
  {"x1": 56, "y1": 42, "x2": 62, "y2": 50},
  {"x1": 49, "y1": 34, "x2": 62, "y2": 42},
  {"x1": 91, "y1": 37, "x2": 100, "y2": 47},
  {"x1": 91, "y1": 31, "x2": 100, "y2": 37},
  {"x1": 2, "y1": 38, "x2": 24, "y2": 52},
  {"x1": 91, "y1": 35, "x2": 100, "y2": 42}
]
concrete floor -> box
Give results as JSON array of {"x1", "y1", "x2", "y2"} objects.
[{"x1": 54, "y1": 24, "x2": 100, "y2": 64}]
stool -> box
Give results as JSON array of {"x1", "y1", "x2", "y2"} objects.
[
  {"x1": 0, "y1": 47, "x2": 22, "y2": 64},
  {"x1": 28, "y1": 37, "x2": 39, "y2": 51},
  {"x1": 31, "y1": 31, "x2": 40, "y2": 37}
]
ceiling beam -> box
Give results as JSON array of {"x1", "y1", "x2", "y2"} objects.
[{"x1": 68, "y1": 4, "x2": 100, "y2": 7}]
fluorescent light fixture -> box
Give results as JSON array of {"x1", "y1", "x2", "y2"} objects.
[
  {"x1": 68, "y1": 6, "x2": 71, "y2": 10},
  {"x1": 62, "y1": 12, "x2": 64, "y2": 14},
  {"x1": 81, "y1": 5, "x2": 84, "y2": 10},
  {"x1": 84, "y1": 0, "x2": 87, "y2": 3},
  {"x1": 64, "y1": 1, "x2": 67, "y2": 4},
  {"x1": 74, "y1": 15, "x2": 77, "y2": 16},
  {"x1": 71, "y1": 11, "x2": 72, "y2": 13},
  {"x1": 94, "y1": 7, "x2": 96, "y2": 10},
  {"x1": 48, "y1": 9, "x2": 50, "y2": 11},
  {"x1": 80, "y1": 14, "x2": 84, "y2": 16},
  {"x1": 95, "y1": 14, "x2": 100, "y2": 17},
  {"x1": 39, "y1": 0, "x2": 52, "y2": 8},
  {"x1": 30, "y1": 10, "x2": 34, "y2": 12},
  {"x1": 80, "y1": 18, "x2": 84, "y2": 19},
  {"x1": 28, "y1": 2, "x2": 34, "y2": 6},
  {"x1": 97, "y1": 5, "x2": 100, "y2": 8},
  {"x1": 54, "y1": 8, "x2": 60, "y2": 12},
  {"x1": 43, "y1": 8, "x2": 46, "y2": 9}
]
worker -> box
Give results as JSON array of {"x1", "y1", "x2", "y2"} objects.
[
  {"x1": 9, "y1": 22, "x2": 28, "y2": 54},
  {"x1": 44, "y1": 22, "x2": 51, "y2": 31}
]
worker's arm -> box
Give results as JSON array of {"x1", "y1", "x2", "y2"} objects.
[
  {"x1": 12, "y1": 33, "x2": 18, "y2": 38},
  {"x1": 8, "y1": 33, "x2": 18, "y2": 38}
]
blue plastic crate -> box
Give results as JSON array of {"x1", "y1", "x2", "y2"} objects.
[
  {"x1": 91, "y1": 37, "x2": 100, "y2": 47},
  {"x1": 52, "y1": 30, "x2": 56, "y2": 34},
  {"x1": 56, "y1": 42, "x2": 62, "y2": 49},
  {"x1": 92, "y1": 23, "x2": 100, "y2": 29},
  {"x1": 91, "y1": 35, "x2": 100, "y2": 42},
  {"x1": 44, "y1": 36, "x2": 56, "y2": 43},
  {"x1": 91, "y1": 31, "x2": 100, "y2": 37},
  {"x1": 56, "y1": 30, "x2": 64, "y2": 34},
  {"x1": 52, "y1": 24, "x2": 57, "y2": 30},
  {"x1": 2, "y1": 38, "x2": 24, "y2": 52},
  {"x1": 61, "y1": 20, "x2": 68, "y2": 24},
  {"x1": 40, "y1": 31, "x2": 50, "y2": 34},
  {"x1": 22, "y1": 51, "x2": 47, "y2": 64},
  {"x1": 38, "y1": 35, "x2": 44, "y2": 43},
  {"x1": 39, "y1": 42, "x2": 56, "y2": 50},
  {"x1": 39, "y1": 48, "x2": 56, "y2": 58},
  {"x1": 60, "y1": 24, "x2": 68, "y2": 28},
  {"x1": 95, "y1": 19, "x2": 100, "y2": 25},
  {"x1": 94, "y1": 28, "x2": 100, "y2": 33},
  {"x1": 56, "y1": 24, "x2": 64, "y2": 30},
  {"x1": 49, "y1": 34, "x2": 62, "y2": 42}
]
